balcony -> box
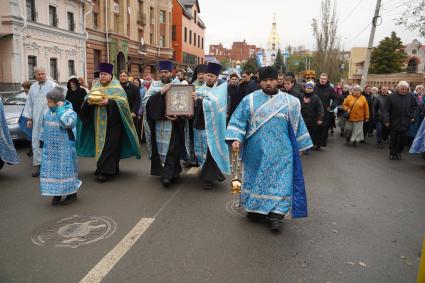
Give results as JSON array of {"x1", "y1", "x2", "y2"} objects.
[{"x1": 140, "y1": 43, "x2": 173, "y2": 59}]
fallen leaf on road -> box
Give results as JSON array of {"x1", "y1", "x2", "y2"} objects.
[
  {"x1": 332, "y1": 229, "x2": 338, "y2": 233},
  {"x1": 401, "y1": 256, "x2": 407, "y2": 260},
  {"x1": 359, "y1": 262, "x2": 368, "y2": 267},
  {"x1": 346, "y1": 261, "x2": 355, "y2": 265},
  {"x1": 332, "y1": 222, "x2": 337, "y2": 226}
]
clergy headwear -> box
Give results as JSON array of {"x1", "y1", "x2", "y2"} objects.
[
  {"x1": 259, "y1": 66, "x2": 278, "y2": 81},
  {"x1": 99, "y1": 63, "x2": 114, "y2": 75},
  {"x1": 207, "y1": 62, "x2": 222, "y2": 76},
  {"x1": 158, "y1": 60, "x2": 173, "y2": 72},
  {"x1": 195, "y1": 64, "x2": 208, "y2": 74},
  {"x1": 46, "y1": 86, "x2": 66, "y2": 101}
]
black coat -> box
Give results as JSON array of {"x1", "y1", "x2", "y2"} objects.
[
  {"x1": 227, "y1": 84, "x2": 244, "y2": 118},
  {"x1": 372, "y1": 95, "x2": 387, "y2": 122},
  {"x1": 284, "y1": 88, "x2": 303, "y2": 102},
  {"x1": 301, "y1": 93, "x2": 324, "y2": 124},
  {"x1": 362, "y1": 93, "x2": 374, "y2": 121},
  {"x1": 121, "y1": 82, "x2": 141, "y2": 114},
  {"x1": 383, "y1": 91, "x2": 417, "y2": 131},
  {"x1": 314, "y1": 82, "x2": 338, "y2": 111}
]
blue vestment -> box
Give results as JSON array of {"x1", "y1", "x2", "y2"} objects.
[
  {"x1": 226, "y1": 90, "x2": 312, "y2": 217},
  {"x1": 410, "y1": 118, "x2": 425, "y2": 154},
  {"x1": 40, "y1": 102, "x2": 81, "y2": 196},
  {"x1": 142, "y1": 78, "x2": 190, "y2": 164},
  {"x1": 194, "y1": 82, "x2": 230, "y2": 174},
  {"x1": 0, "y1": 100, "x2": 19, "y2": 165}
]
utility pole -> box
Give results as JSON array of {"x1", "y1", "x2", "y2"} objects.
[{"x1": 360, "y1": 0, "x2": 381, "y2": 88}]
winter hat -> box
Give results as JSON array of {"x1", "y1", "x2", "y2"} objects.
[
  {"x1": 46, "y1": 86, "x2": 66, "y2": 101},
  {"x1": 305, "y1": 81, "x2": 315, "y2": 89},
  {"x1": 258, "y1": 66, "x2": 278, "y2": 81},
  {"x1": 158, "y1": 60, "x2": 173, "y2": 72},
  {"x1": 206, "y1": 62, "x2": 222, "y2": 76}
]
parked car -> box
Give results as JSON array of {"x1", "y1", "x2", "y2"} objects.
[{"x1": 3, "y1": 91, "x2": 28, "y2": 141}]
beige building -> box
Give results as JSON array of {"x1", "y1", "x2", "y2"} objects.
[
  {"x1": 0, "y1": 0, "x2": 89, "y2": 91},
  {"x1": 348, "y1": 47, "x2": 367, "y2": 79},
  {"x1": 85, "y1": 0, "x2": 173, "y2": 82}
]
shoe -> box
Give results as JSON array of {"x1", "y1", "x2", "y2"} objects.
[
  {"x1": 377, "y1": 143, "x2": 384, "y2": 149},
  {"x1": 269, "y1": 213, "x2": 284, "y2": 232},
  {"x1": 62, "y1": 193, "x2": 77, "y2": 205},
  {"x1": 360, "y1": 140, "x2": 366, "y2": 144},
  {"x1": 346, "y1": 137, "x2": 350, "y2": 143},
  {"x1": 351, "y1": 141, "x2": 357, "y2": 146},
  {"x1": 389, "y1": 154, "x2": 396, "y2": 160},
  {"x1": 32, "y1": 165, "x2": 41, "y2": 177},
  {"x1": 162, "y1": 178, "x2": 171, "y2": 188},
  {"x1": 183, "y1": 161, "x2": 199, "y2": 168},
  {"x1": 96, "y1": 174, "x2": 108, "y2": 183},
  {"x1": 315, "y1": 146, "x2": 321, "y2": 151},
  {"x1": 51, "y1": 196, "x2": 62, "y2": 205},
  {"x1": 201, "y1": 180, "x2": 213, "y2": 190}
]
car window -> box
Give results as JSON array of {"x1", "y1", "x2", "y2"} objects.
[{"x1": 4, "y1": 92, "x2": 27, "y2": 105}]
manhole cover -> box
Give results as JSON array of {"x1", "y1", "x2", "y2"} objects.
[
  {"x1": 31, "y1": 215, "x2": 116, "y2": 248},
  {"x1": 226, "y1": 199, "x2": 246, "y2": 217}
]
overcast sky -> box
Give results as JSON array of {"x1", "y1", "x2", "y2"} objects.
[{"x1": 198, "y1": 0, "x2": 421, "y2": 53}]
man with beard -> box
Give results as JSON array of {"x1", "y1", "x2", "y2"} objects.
[
  {"x1": 314, "y1": 73, "x2": 338, "y2": 147},
  {"x1": 119, "y1": 70, "x2": 141, "y2": 129},
  {"x1": 78, "y1": 63, "x2": 140, "y2": 182},
  {"x1": 277, "y1": 72, "x2": 285, "y2": 91},
  {"x1": 193, "y1": 62, "x2": 230, "y2": 189},
  {"x1": 191, "y1": 64, "x2": 207, "y2": 90},
  {"x1": 142, "y1": 60, "x2": 190, "y2": 187},
  {"x1": 22, "y1": 66, "x2": 56, "y2": 177},
  {"x1": 226, "y1": 66, "x2": 312, "y2": 232}
]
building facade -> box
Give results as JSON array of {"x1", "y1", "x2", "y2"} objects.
[
  {"x1": 209, "y1": 40, "x2": 260, "y2": 67},
  {"x1": 0, "y1": 0, "x2": 88, "y2": 91},
  {"x1": 172, "y1": 0, "x2": 205, "y2": 68},
  {"x1": 85, "y1": 0, "x2": 174, "y2": 83}
]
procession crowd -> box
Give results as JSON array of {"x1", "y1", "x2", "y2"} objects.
[{"x1": 1, "y1": 60, "x2": 424, "y2": 232}]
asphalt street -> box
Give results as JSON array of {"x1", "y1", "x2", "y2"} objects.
[{"x1": 0, "y1": 133, "x2": 424, "y2": 283}]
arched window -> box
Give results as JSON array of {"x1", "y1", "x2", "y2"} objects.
[{"x1": 407, "y1": 58, "x2": 418, "y2": 73}]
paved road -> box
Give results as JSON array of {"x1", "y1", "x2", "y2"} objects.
[{"x1": 0, "y1": 134, "x2": 424, "y2": 283}]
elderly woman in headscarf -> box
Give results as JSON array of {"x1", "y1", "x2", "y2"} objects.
[{"x1": 343, "y1": 84, "x2": 370, "y2": 146}]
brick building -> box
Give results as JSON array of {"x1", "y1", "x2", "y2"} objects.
[
  {"x1": 209, "y1": 40, "x2": 260, "y2": 67},
  {"x1": 172, "y1": 0, "x2": 205, "y2": 68}
]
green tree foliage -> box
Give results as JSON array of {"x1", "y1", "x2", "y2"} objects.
[
  {"x1": 273, "y1": 49, "x2": 285, "y2": 72},
  {"x1": 369, "y1": 32, "x2": 408, "y2": 74},
  {"x1": 287, "y1": 54, "x2": 307, "y2": 74},
  {"x1": 396, "y1": 0, "x2": 425, "y2": 37},
  {"x1": 242, "y1": 55, "x2": 259, "y2": 75}
]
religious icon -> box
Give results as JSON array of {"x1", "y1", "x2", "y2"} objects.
[{"x1": 165, "y1": 85, "x2": 195, "y2": 116}]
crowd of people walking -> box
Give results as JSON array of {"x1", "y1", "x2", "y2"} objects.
[{"x1": 1, "y1": 61, "x2": 424, "y2": 233}]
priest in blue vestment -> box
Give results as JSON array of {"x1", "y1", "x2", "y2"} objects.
[
  {"x1": 226, "y1": 66, "x2": 313, "y2": 232},
  {"x1": 0, "y1": 99, "x2": 19, "y2": 170},
  {"x1": 193, "y1": 62, "x2": 230, "y2": 189}
]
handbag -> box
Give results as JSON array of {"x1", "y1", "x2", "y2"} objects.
[{"x1": 343, "y1": 96, "x2": 360, "y2": 119}]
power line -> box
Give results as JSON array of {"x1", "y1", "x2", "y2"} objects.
[
  {"x1": 344, "y1": 22, "x2": 372, "y2": 44},
  {"x1": 340, "y1": 0, "x2": 365, "y2": 25},
  {"x1": 381, "y1": 0, "x2": 407, "y2": 11}
]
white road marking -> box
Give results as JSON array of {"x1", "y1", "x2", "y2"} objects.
[
  {"x1": 79, "y1": 170, "x2": 192, "y2": 282},
  {"x1": 79, "y1": 217, "x2": 154, "y2": 283}
]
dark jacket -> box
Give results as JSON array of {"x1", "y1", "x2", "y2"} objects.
[
  {"x1": 301, "y1": 93, "x2": 324, "y2": 124},
  {"x1": 362, "y1": 92, "x2": 374, "y2": 122},
  {"x1": 66, "y1": 78, "x2": 87, "y2": 115},
  {"x1": 383, "y1": 91, "x2": 417, "y2": 131},
  {"x1": 227, "y1": 84, "x2": 244, "y2": 118},
  {"x1": 121, "y1": 82, "x2": 141, "y2": 114},
  {"x1": 314, "y1": 82, "x2": 338, "y2": 111},
  {"x1": 372, "y1": 95, "x2": 388, "y2": 122},
  {"x1": 284, "y1": 87, "x2": 303, "y2": 102}
]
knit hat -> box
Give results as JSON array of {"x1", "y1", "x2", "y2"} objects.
[
  {"x1": 305, "y1": 81, "x2": 315, "y2": 89},
  {"x1": 258, "y1": 66, "x2": 278, "y2": 81},
  {"x1": 46, "y1": 86, "x2": 66, "y2": 101}
]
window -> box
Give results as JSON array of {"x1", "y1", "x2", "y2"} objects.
[
  {"x1": 67, "y1": 12, "x2": 75, "y2": 31},
  {"x1": 114, "y1": 14, "x2": 119, "y2": 32},
  {"x1": 159, "y1": 10, "x2": 165, "y2": 24},
  {"x1": 184, "y1": 27, "x2": 187, "y2": 42},
  {"x1": 202, "y1": 37, "x2": 204, "y2": 49},
  {"x1": 172, "y1": 25, "x2": 176, "y2": 41},
  {"x1": 28, "y1": 56, "x2": 37, "y2": 80},
  {"x1": 183, "y1": 52, "x2": 197, "y2": 65},
  {"x1": 138, "y1": 0, "x2": 144, "y2": 24},
  {"x1": 194, "y1": 32, "x2": 196, "y2": 46},
  {"x1": 50, "y1": 58, "x2": 58, "y2": 81},
  {"x1": 49, "y1": 5, "x2": 57, "y2": 27},
  {"x1": 198, "y1": 35, "x2": 200, "y2": 48},
  {"x1": 189, "y1": 30, "x2": 192, "y2": 44},
  {"x1": 407, "y1": 59, "x2": 418, "y2": 73},
  {"x1": 194, "y1": 11, "x2": 197, "y2": 23},
  {"x1": 26, "y1": 0, "x2": 36, "y2": 21},
  {"x1": 150, "y1": 7, "x2": 154, "y2": 24},
  {"x1": 93, "y1": 12, "x2": 98, "y2": 29},
  {"x1": 150, "y1": 32, "x2": 153, "y2": 44},
  {"x1": 159, "y1": 36, "x2": 164, "y2": 48},
  {"x1": 93, "y1": 50, "x2": 101, "y2": 71},
  {"x1": 138, "y1": 29, "x2": 144, "y2": 42},
  {"x1": 68, "y1": 60, "x2": 75, "y2": 77}
]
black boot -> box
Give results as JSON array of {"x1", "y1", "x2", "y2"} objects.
[
  {"x1": 162, "y1": 178, "x2": 171, "y2": 188},
  {"x1": 269, "y1": 212, "x2": 284, "y2": 232},
  {"x1": 246, "y1": 212, "x2": 268, "y2": 222},
  {"x1": 32, "y1": 165, "x2": 41, "y2": 177},
  {"x1": 62, "y1": 193, "x2": 77, "y2": 205},
  {"x1": 51, "y1": 196, "x2": 62, "y2": 205},
  {"x1": 96, "y1": 173, "x2": 108, "y2": 183}
]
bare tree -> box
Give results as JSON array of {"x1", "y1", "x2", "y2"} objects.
[{"x1": 311, "y1": 0, "x2": 341, "y2": 82}]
